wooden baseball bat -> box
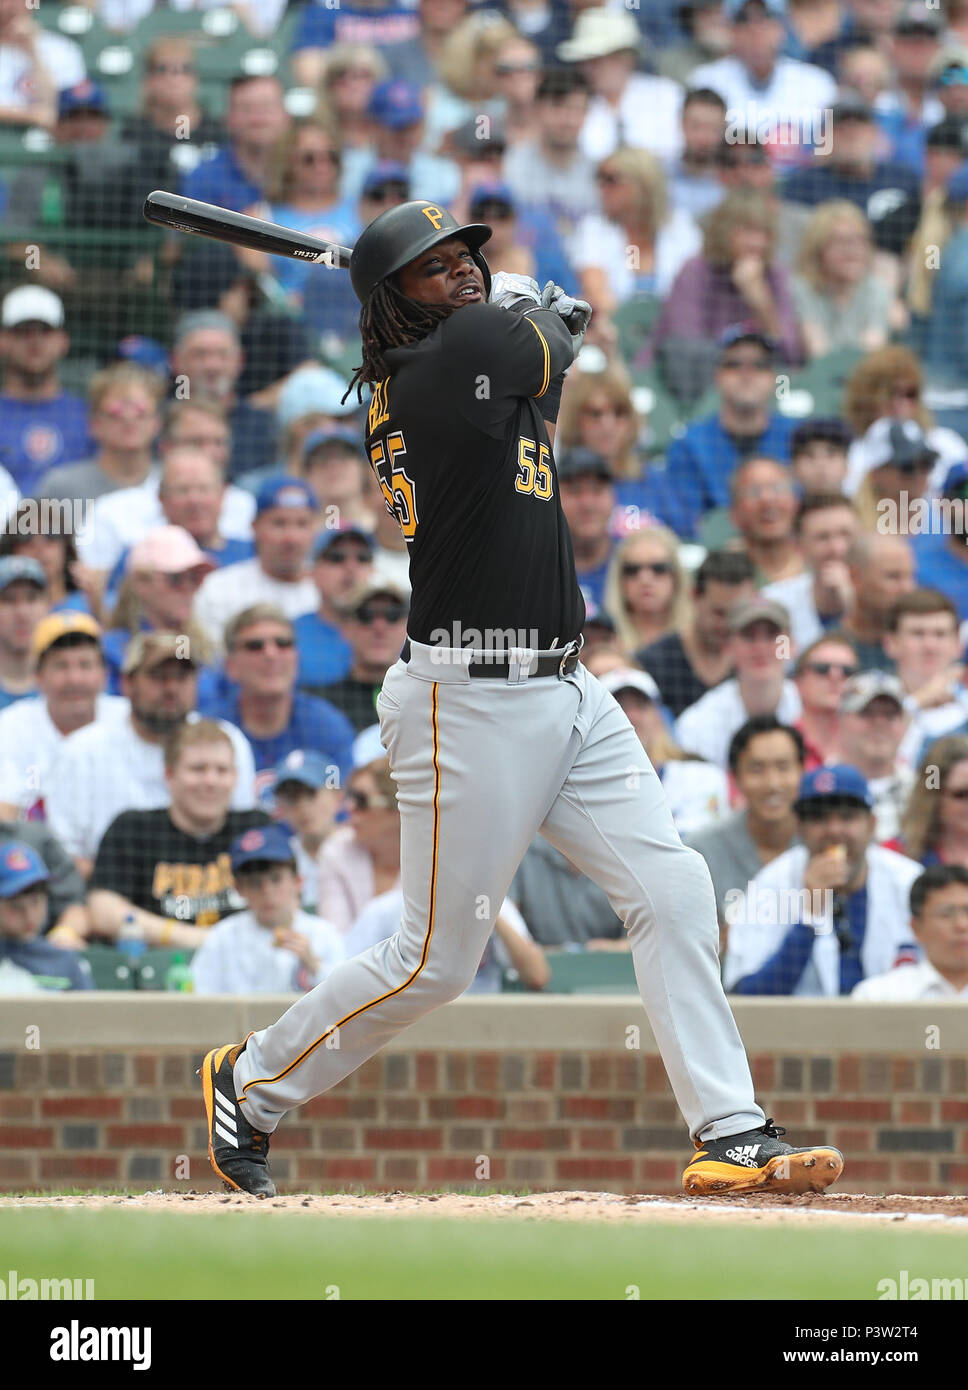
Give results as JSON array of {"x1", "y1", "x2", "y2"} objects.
[{"x1": 143, "y1": 190, "x2": 353, "y2": 268}]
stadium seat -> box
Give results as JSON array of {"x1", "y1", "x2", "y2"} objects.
[
  {"x1": 82, "y1": 945, "x2": 137, "y2": 991},
  {"x1": 612, "y1": 294, "x2": 662, "y2": 365},
  {"x1": 36, "y1": 4, "x2": 114, "y2": 67},
  {"x1": 135, "y1": 948, "x2": 195, "y2": 990},
  {"x1": 628, "y1": 367, "x2": 688, "y2": 456},
  {"x1": 504, "y1": 949, "x2": 639, "y2": 994}
]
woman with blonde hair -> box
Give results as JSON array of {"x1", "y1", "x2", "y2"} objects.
[
  {"x1": 648, "y1": 191, "x2": 803, "y2": 367},
  {"x1": 426, "y1": 11, "x2": 520, "y2": 150},
  {"x1": 315, "y1": 43, "x2": 387, "y2": 165},
  {"x1": 569, "y1": 147, "x2": 701, "y2": 315},
  {"x1": 236, "y1": 119, "x2": 355, "y2": 305},
  {"x1": 556, "y1": 365, "x2": 693, "y2": 534},
  {"x1": 891, "y1": 736, "x2": 968, "y2": 866},
  {"x1": 602, "y1": 527, "x2": 691, "y2": 655},
  {"x1": 842, "y1": 345, "x2": 966, "y2": 502},
  {"x1": 791, "y1": 200, "x2": 896, "y2": 359}
]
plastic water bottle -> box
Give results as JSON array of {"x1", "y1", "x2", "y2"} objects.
[
  {"x1": 118, "y1": 912, "x2": 147, "y2": 961},
  {"x1": 164, "y1": 953, "x2": 194, "y2": 993}
]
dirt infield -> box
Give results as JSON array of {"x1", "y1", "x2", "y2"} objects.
[{"x1": 3, "y1": 1191, "x2": 968, "y2": 1226}]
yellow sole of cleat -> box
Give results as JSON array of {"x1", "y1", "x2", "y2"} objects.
[
  {"x1": 682, "y1": 1149, "x2": 844, "y2": 1197},
  {"x1": 200, "y1": 1044, "x2": 244, "y2": 1194}
]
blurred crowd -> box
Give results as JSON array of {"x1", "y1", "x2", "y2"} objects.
[{"x1": 1, "y1": 0, "x2": 968, "y2": 1001}]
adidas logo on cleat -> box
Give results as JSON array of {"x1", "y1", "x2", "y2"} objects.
[
  {"x1": 213, "y1": 1090, "x2": 239, "y2": 1150},
  {"x1": 724, "y1": 1143, "x2": 762, "y2": 1167}
]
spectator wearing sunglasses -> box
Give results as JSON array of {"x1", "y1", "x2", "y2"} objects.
[
  {"x1": 676, "y1": 596, "x2": 802, "y2": 770},
  {"x1": 294, "y1": 525, "x2": 374, "y2": 690},
  {"x1": 883, "y1": 590, "x2": 968, "y2": 769},
  {"x1": 792, "y1": 633, "x2": 860, "y2": 770},
  {"x1": 309, "y1": 578, "x2": 410, "y2": 733},
  {"x1": 120, "y1": 37, "x2": 226, "y2": 202},
  {"x1": 762, "y1": 493, "x2": 858, "y2": 652},
  {"x1": 850, "y1": 417, "x2": 941, "y2": 533},
  {"x1": 194, "y1": 479, "x2": 319, "y2": 651},
  {"x1": 317, "y1": 756, "x2": 401, "y2": 935},
  {"x1": 723, "y1": 764, "x2": 920, "y2": 996},
  {"x1": 39, "y1": 362, "x2": 163, "y2": 505},
  {"x1": 601, "y1": 528, "x2": 689, "y2": 658},
  {"x1": 201, "y1": 604, "x2": 354, "y2": 796},
  {"x1": 891, "y1": 736, "x2": 968, "y2": 868},
  {"x1": 838, "y1": 672, "x2": 913, "y2": 841}
]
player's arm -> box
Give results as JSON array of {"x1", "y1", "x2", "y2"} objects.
[{"x1": 442, "y1": 304, "x2": 574, "y2": 436}]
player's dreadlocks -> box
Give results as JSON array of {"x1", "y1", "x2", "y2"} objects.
[{"x1": 343, "y1": 278, "x2": 455, "y2": 404}]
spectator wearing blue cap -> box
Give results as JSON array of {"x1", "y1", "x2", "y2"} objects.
[
  {"x1": 339, "y1": 78, "x2": 460, "y2": 207},
  {"x1": 294, "y1": 524, "x2": 374, "y2": 690},
  {"x1": 194, "y1": 479, "x2": 319, "y2": 649},
  {"x1": 0, "y1": 842, "x2": 91, "y2": 993},
  {"x1": 181, "y1": 75, "x2": 290, "y2": 213},
  {"x1": 308, "y1": 577, "x2": 409, "y2": 732},
  {"x1": 200, "y1": 603, "x2": 355, "y2": 795},
  {"x1": 0, "y1": 556, "x2": 48, "y2": 711},
  {"x1": 723, "y1": 763, "x2": 921, "y2": 996},
  {"x1": 270, "y1": 750, "x2": 342, "y2": 911},
  {"x1": 170, "y1": 311, "x2": 277, "y2": 482},
  {"x1": 190, "y1": 823, "x2": 345, "y2": 995},
  {"x1": 299, "y1": 428, "x2": 374, "y2": 534},
  {"x1": 780, "y1": 94, "x2": 920, "y2": 213},
  {"x1": 909, "y1": 463, "x2": 968, "y2": 619},
  {"x1": 661, "y1": 326, "x2": 797, "y2": 542}
]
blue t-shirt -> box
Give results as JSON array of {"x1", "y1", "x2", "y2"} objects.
[
  {"x1": 263, "y1": 202, "x2": 358, "y2": 299},
  {"x1": 664, "y1": 413, "x2": 797, "y2": 541},
  {"x1": 199, "y1": 687, "x2": 356, "y2": 797},
  {"x1": 781, "y1": 161, "x2": 920, "y2": 213},
  {"x1": 912, "y1": 533, "x2": 968, "y2": 620},
  {"x1": 227, "y1": 400, "x2": 278, "y2": 481},
  {"x1": 0, "y1": 393, "x2": 93, "y2": 496},
  {"x1": 576, "y1": 546, "x2": 615, "y2": 610},
  {"x1": 181, "y1": 146, "x2": 264, "y2": 213},
  {"x1": 613, "y1": 467, "x2": 695, "y2": 541},
  {"x1": 293, "y1": 610, "x2": 354, "y2": 688},
  {"x1": 292, "y1": 2, "x2": 419, "y2": 52},
  {"x1": 0, "y1": 938, "x2": 92, "y2": 990}
]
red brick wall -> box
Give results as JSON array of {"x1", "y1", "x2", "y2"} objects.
[{"x1": 1, "y1": 1046, "x2": 965, "y2": 1194}]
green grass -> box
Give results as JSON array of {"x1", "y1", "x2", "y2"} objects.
[{"x1": 0, "y1": 1208, "x2": 965, "y2": 1299}]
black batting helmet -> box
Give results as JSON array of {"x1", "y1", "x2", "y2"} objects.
[{"x1": 350, "y1": 200, "x2": 492, "y2": 303}]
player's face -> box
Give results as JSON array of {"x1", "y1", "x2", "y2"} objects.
[
  {"x1": 254, "y1": 507, "x2": 316, "y2": 580},
  {"x1": 914, "y1": 882, "x2": 968, "y2": 977},
  {"x1": 226, "y1": 621, "x2": 297, "y2": 697},
  {"x1": 795, "y1": 643, "x2": 859, "y2": 715},
  {"x1": 0, "y1": 885, "x2": 47, "y2": 940},
  {"x1": 237, "y1": 864, "x2": 302, "y2": 930},
  {"x1": 734, "y1": 730, "x2": 801, "y2": 823},
  {"x1": 313, "y1": 539, "x2": 374, "y2": 605},
  {"x1": 395, "y1": 238, "x2": 485, "y2": 308},
  {"x1": 0, "y1": 580, "x2": 47, "y2": 654},
  {"x1": 166, "y1": 741, "x2": 237, "y2": 825},
  {"x1": 37, "y1": 644, "x2": 105, "y2": 724},
  {"x1": 841, "y1": 698, "x2": 907, "y2": 765}
]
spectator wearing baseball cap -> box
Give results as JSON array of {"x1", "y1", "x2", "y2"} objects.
[
  {"x1": 100, "y1": 526, "x2": 216, "y2": 696},
  {"x1": 792, "y1": 632, "x2": 861, "y2": 770},
  {"x1": 343, "y1": 78, "x2": 458, "y2": 206},
  {"x1": 838, "y1": 671, "x2": 913, "y2": 840},
  {"x1": 556, "y1": 448, "x2": 616, "y2": 610},
  {"x1": 0, "y1": 285, "x2": 93, "y2": 496},
  {"x1": 724, "y1": 763, "x2": 921, "y2": 996},
  {"x1": 193, "y1": 479, "x2": 319, "y2": 651},
  {"x1": 0, "y1": 612, "x2": 126, "y2": 821},
  {"x1": 190, "y1": 822, "x2": 345, "y2": 995},
  {"x1": 298, "y1": 428, "x2": 374, "y2": 533},
  {"x1": 199, "y1": 602, "x2": 355, "y2": 792},
  {"x1": 294, "y1": 525, "x2": 374, "y2": 690},
  {"x1": 270, "y1": 750, "x2": 342, "y2": 912},
  {"x1": 676, "y1": 596, "x2": 802, "y2": 769},
  {"x1": 0, "y1": 556, "x2": 49, "y2": 711},
  {"x1": 872, "y1": 4, "x2": 946, "y2": 175},
  {"x1": 599, "y1": 667, "x2": 729, "y2": 836},
  {"x1": 660, "y1": 324, "x2": 797, "y2": 543},
  {"x1": 0, "y1": 843, "x2": 92, "y2": 993},
  {"x1": 307, "y1": 578, "x2": 410, "y2": 733},
  {"x1": 850, "y1": 416, "x2": 940, "y2": 532}
]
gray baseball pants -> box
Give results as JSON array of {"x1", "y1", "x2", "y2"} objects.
[{"x1": 234, "y1": 641, "x2": 765, "y2": 1142}]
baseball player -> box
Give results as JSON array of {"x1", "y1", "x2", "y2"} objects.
[{"x1": 201, "y1": 201, "x2": 844, "y2": 1199}]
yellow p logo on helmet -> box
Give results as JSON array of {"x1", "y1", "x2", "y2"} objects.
[{"x1": 421, "y1": 205, "x2": 445, "y2": 230}]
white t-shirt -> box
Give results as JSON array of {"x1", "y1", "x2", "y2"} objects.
[
  {"x1": 688, "y1": 55, "x2": 836, "y2": 141},
  {"x1": 762, "y1": 570, "x2": 825, "y2": 652},
  {"x1": 568, "y1": 207, "x2": 701, "y2": 302},
  {"x1": 0, "y1": 467, "x2": 19, "y2": 528},
  {"x1": 676, "y1": 678, "x2": 803, "y2": 769},
  {"x1": 343, "y1": 888, "x2": 532, "y2": 994},
  {"x1": 845, "y1": 424, "x2": 967, "y2": 501},
  {"x1": 193, "y1": 557, "x2": 317, "y2": 651},
  {"x1": 898, "y1": 691, "x2": 968, "y2": 769},
  {"x1": 660, "y1": 759, "x2": 730, "y2": 837},
  {"x1": 76, "y1": 472, "x2": 255, "y2": 571},
  {"x1": 578, "y1": 74, "x2": 684, "y2": 164},
  {"x1": 0, "y1": 31, "x2": 85, "y2": 109},
  {"x1": 190, "y1": 906, "x2": 345, "y2": 994},
  {"x1": 852, "y1": 958, "x2": 968, "y2": 1001},
  {"x1": 44, "y1": 706, "x2": 257, "y2": 858},
  {"x1": 0, "y1": 692, "x2": 128, "y2": 815}
]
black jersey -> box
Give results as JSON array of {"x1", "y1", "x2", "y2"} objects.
[{"x1": 366, "y1": 302, "x2": 585, "y2": 651}]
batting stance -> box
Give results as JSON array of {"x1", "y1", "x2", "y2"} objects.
[{"x1": 202, "y1": 201, "x2": 844, "y2": 1199}]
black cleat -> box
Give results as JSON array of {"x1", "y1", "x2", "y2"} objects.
[
  {"x1": 200, "y1": 1042, "x2": 276, "y2": 1197},
  {"x1": 682, "y1": 1118, "x2": 844, "y2": 1196}
]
